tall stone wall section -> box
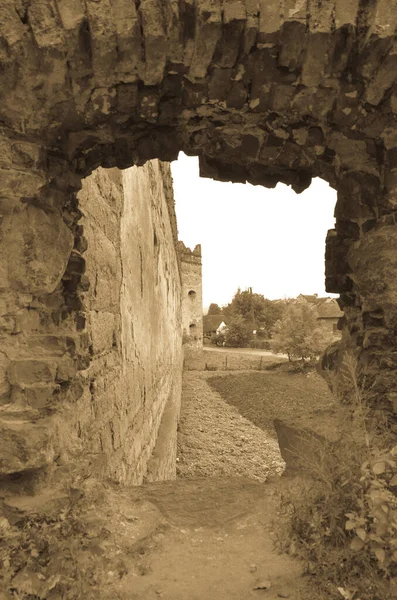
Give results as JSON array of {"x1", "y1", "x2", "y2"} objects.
[
  {"x1": 0, "y1": 159, "x2": 182, "y2": 484},
  {"x1": 72, "y1": 161, "x2": 182, "y2": 485},
  {"x1": 178, "y1": 242, "x2": 203, "y2": 346},
  {"x1": 178, "y1": 242, "x2": 205, "y2": 371}
]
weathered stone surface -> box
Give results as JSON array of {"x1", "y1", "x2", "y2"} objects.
[
  {"x1": 0, "y1": 418, "x2": 53, "y2": 475},
  {"x1": 5, "y1": 206, "x2": 74, "y2": 296},
  {"x1": 65, "y1": 162, "x2": 183, "y2": 485},
  {"x1": 274, "y1": 412, "x2": 339, "y2": 475},
  {"x1": 348, "y1": 226, "x2": 397, "y2": 313},
  {"x1": 2, "y1": 0, "x2": 397, "y2": 480}
]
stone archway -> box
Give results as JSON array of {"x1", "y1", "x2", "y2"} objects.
[{"x1": 2, "y1": 0, "x2": 397, "y2": 478}]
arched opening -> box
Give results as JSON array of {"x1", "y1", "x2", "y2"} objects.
[
  {"x1": 173, "y1": 153, "x2": 338, "y2": 309},
  {"x1": 188, "y1": 290, "x2": 197, "y2": 298},
  {"x1": 2, "y1": 3, "x2": 397, "y2": 597},
  {"x1": 1, "y1": 0, "x2": 397, "y2": 549}
]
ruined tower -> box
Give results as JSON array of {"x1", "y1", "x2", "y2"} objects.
[{"x1": 177, "y1": 242, "x2": 203, "y2": 347}]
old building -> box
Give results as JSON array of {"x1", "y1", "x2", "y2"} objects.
[
  {"x1": 177, "y1": 242, "x2": 203, "y2": 346},
  {"x1": 297, "y1": 294, "x2": 343, "y2": 333}
]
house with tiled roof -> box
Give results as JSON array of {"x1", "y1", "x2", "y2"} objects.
[{"x1": 297, "y1": 294, "x2": 343, "y2": 335}]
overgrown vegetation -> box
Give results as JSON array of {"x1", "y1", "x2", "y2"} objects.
[
  {"x1": 208, "y1": 368, "x2": 334, "y2": 439},
  {"x1": 274, "y1": 355, "x2": 397, "y2": 600},
  {"x1": 271, "y1": 302, "x2": 335, "y2": 362},
  {"x1": 207, "y1": 288, "x2": 284, "y2": 347}
]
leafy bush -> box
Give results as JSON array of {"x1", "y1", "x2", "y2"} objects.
[
  {"x1": 345, "y1": 447, "x2": 397, "y2": 575},
  {"x1": 271, "y1": 303, "x2": 334, "y2": 362},
  {"x1": 274, "y1": 354, "x2": 397, "y2": 600},
  {"x1": 211, "y1": 332, "x2": 226, "y2": 346},
  {"x1": 224, "y1": 315, "x2": 253, "y2": 348}
]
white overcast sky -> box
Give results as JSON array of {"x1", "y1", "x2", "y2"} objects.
[{"x1": 171, "y1": 152, "x2": 337, "y2": 311}]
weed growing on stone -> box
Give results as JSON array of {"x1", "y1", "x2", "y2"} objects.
[{"x1": 274, "y1": 354, "x2": 397, "y2": 600}]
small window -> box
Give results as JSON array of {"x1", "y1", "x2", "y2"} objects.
[
  {"x1": 189, "y1": 323, "x2": 197, "y2": 330},
  {"x1": 188, "y1": 290, "x2": 196, "y2": 298}
]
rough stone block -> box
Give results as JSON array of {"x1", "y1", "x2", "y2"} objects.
[
  {"x1": 215, "y1": 2, "x2": 246, "y2": 68},
  {"x1": 13, "y1": 309, "x2": 41, "y2": 334},
  {"x1": 348, "y1": 226, "x2": 397, "y2": 311},
  {"x1": 28, "y1": 0, "x2": 65, "y2": 49},
  {"x1": 112, "y1": 0, "x2": 141, "y2": 80},
  {"x1": 274, "y1": 412, "x2": 339, "y2": 475},
  {"x1": 365, "y1": 48, "x2": 397, "y2": 106},
  {"x1": 259, "y1": 0, "x2": 281, "y2": 35},
  {"x1": 86, "y1": 0, "x2": 118, "y2": 86},
  {"x1": 13, "y1": 384, "x2": 57, "y2": 411},
  {"x1": 139, "y1": 0, "x2": 167, "y2": 86},
  {"x1": 0, "y1": 418, "x2": 54, "y2": 475},
  {"x1": 89, "y1": 311, "x2": 116, "y2": 355},
  {"x1": 0, "y1": 351, "x2": 11, "y2": 403},
  {"x1": 0, "y1": 169, "x2": 46, "y2": 199},
  {"x1": 56, "y1": 357, "x2": 77, "y2": 383},
  {"x1": 335, "y1": 0, "x2": 359, "y2": 28},
  {"x1": 8, "y1": 360, "x2": 56, "y2": 387},
  {"x1": 5, "y1": 205, "x2": 74, "y2": 296},
  {"x1": 189, "y1": 0, "x2": 222, "y2": 79},
  {"x1": 56, "y1": 0, "x2": 85, "y2": 30}
]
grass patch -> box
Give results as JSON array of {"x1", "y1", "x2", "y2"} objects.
[{"x1": 207, "y1": 370, "x2": 335, "y2": 439}]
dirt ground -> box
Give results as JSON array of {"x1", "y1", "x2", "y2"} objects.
[
  {"x1": 177, "y1": 371, "x2": 285, "y2": 481},
  {"x1": 208, "y1": 369, "x2": 335, "y2": 438},
  {"x1": 123, "y1": 477, "x2": 318, "y2": 600},
  {"x1": 0, "y1": 364, "x2": 333, "y2": 600},
  {"x1": 0, "y1": 475, "x2": 321, "y2": 600}
]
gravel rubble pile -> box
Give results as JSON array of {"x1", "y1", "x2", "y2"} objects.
[{"x1": 177, "y1": 371, "x2": 285, "y2": 482}]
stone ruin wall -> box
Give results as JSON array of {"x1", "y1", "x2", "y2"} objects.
[
  {"x1": 3, "y1": 0, "x2": 397, "y2": 479},
  {"x1": 0, "y1": 159, "x2": 183, "y2": 485},
  {"x1": 74, "y1": 160, "x2": 183, "y2": 484},
  {"x1": 178, "y1": 242, "x2": 203, "y2": 345}
]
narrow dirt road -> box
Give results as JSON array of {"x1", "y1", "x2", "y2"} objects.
[
  {"x1": 177, "y1": 371, "x2": 285, "y2": 480},
  {"x1": 123, "y1": 478, "x2": 314, "y2": 600},
  {"x1": 1, "y1": 371, "x2": 320, "y2": 600},
  {"x1": 123, "y1": 372, "x2": 318, "y2": 599}
]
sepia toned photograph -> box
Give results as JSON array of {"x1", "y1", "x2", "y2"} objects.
[{"x1": 0, "y1": 1, "x2": 396, "y2": 599}]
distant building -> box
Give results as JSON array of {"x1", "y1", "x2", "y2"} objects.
[
  {"x1": 297, "y1": 294, "x2": 343, "y2": 334},
  {"x1": 316, "y1": 298, "x2": 344, "y2": 333},
  {"x1": 203, "y1": 315, "x2": 227, "y2": 338},
  {"x1": 177, "y1": 241, "x2": 203, "y2": 346}
]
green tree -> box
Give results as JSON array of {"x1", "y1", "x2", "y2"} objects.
[
  {"x1": 207, "y1": 303, "x2": 222, "y2": 315},
  {"x1": 271, "y1": 303, "x2": 334, "y2": 361},
  {"x1": 223, "y1": 289, "x2": 284, "y2": 337},
  {"x1": 224, "y1": 315, "x2": 253, "y2": 348}
]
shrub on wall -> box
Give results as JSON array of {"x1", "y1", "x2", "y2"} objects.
[{"x1": 275, "y1": 355, "x2": 397, "y2": 600}]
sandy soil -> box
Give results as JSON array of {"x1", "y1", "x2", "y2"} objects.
[{"x1": 177, "y1": 371, "x2": 285, "y2": 481}]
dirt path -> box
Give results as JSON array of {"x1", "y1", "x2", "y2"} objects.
[
  {"x1": 203, "y1": 346, "x2": 288, "y2": 358},
  {"x1": 177, "y1": 372, "x2": 285, "y2": 480},
  {"x1": 1, "y1": 370, "x2": 322, "y2": 600},
  {"x1": 1, "y1": 475, "x2": 319, "y2": 600},
  {"x1": 123, "y1": 478, "x2": 314, "y2": 600}
]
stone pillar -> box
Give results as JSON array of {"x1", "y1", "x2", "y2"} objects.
[
  {"x1": 325, "y1": 169, "x2": 397, "y2": 433},
  {"x1": 0, "y1": 137, "x2": 87, "y2": 476}
]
